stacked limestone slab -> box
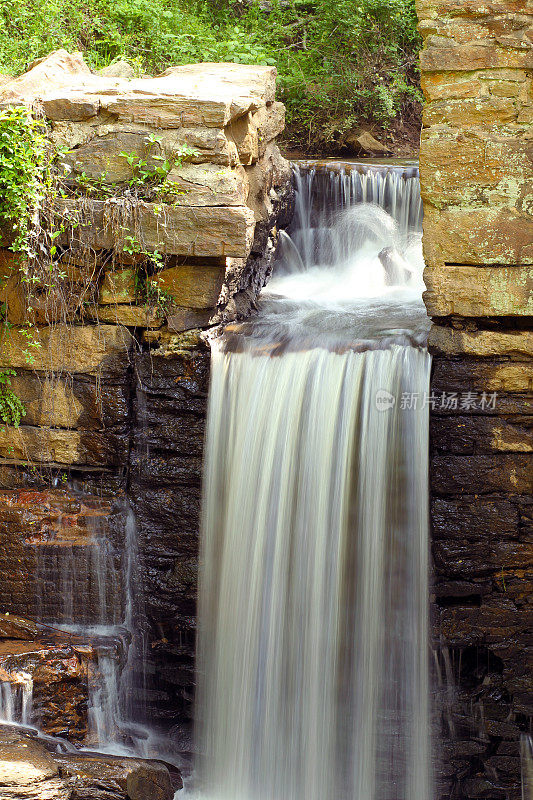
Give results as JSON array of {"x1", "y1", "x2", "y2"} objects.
[
  {"x1": 0, "y1": 49, "x2": 291, "y2": 330},
  {"x1": 0, "y1": 50, "x2": 291, "y2": 469},
  {"x1": 417, "y1": 2, "x2": 532, "y2": 798}
]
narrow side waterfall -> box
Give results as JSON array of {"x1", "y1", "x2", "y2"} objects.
[{"x1": 194, "y1": 161, "x2": 433, "y2": 800}]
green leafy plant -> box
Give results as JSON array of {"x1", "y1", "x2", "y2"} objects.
[
  {"x1": 0, "y1": 107, "x2": 52, "y2": 256},
  {"x1": 122, "y1": 235, "x2": 173, "y2": 317},
  {"x1": 118, "y1": 137, "x2": 197, "y2": 200},
  {"x1": 0, "y1": 368, "x2": 25, "y2": 427}
]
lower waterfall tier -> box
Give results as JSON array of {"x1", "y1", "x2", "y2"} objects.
[{"x1": 197, "y1": 343, "x2": 432, "y2": 800}]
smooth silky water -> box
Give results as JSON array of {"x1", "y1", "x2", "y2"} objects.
[{"x1": 190, "y1": 163, "x2": 433, "y2": 800}]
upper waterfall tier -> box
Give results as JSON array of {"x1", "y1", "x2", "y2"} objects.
[
  {"x1": 224, "y1": 160, "x2": 430, "y2": 353},
  {"x1": 290, "y1": 160, "x2": 422, "y2": 238}
]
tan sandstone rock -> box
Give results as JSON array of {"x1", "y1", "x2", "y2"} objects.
[
  {"x1": 0, "y1": 726, "x2": 176, "y2": 800},
  {"x1": 166, "y1": 307, "x2": 213, "y2": 331},
  {"x1": 252, "y1": 101, "x2": 286, "y2": 156},
  {"x1": 87, "y1": 304, "x2": 164, "y2": 328},
  {"x1": 422, "y1": 204, "x2": 533, "y2": 266},
  {"x1": 0, "y1": 425, "x2": 127, "y2": 466},
  {"x1": 428, "y1": 326, "x2": 533, "y2": 358},
  {"x1": 0, "y1": 54, "x2": 277, "y2": 130},
  {"x1": 98, "y1": 60, "x2": 135, "y2": 79},
  {"x1": 419, "y1": 126, "x2": 533, "y2": 208},
  {"x1": 99, "y1": 268, "x2": 137, "y2": 304},
  {"x1": 423, "y1": 264, "x2": 533, "y2": 316},
  {"x1": 422, "y1": 96, "x2": 519, "y2": 126},
  {"x1": 0, "y1": 324, "x2": 132, "y2": 376},
  {"x1": 151, "y1": 263, "x2": 226, "y2": 309},
  {"x1": 0, "y1": 49, "x2": 90, "y2": 106},
  {"x1": 7, "y1": 372, "x2": 129, "y2": 429},
  {"x1": 165, "y1": 163, "x2": 249, "y2": 206},
  {"x1": 57, "y1": 199, "x2": 256, "y2": 259},
  {"x1": 0, "y1": 726, "x2": 67, "y2": 799}
]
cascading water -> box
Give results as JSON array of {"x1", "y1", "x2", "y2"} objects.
[
  {"x1": 0, "y1": 492, "x2": 151, "y2": 757},
  {"x1": 193, "y1": 161, "x2": 432, "y2": 800}
]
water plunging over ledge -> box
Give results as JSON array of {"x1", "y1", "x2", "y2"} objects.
[{"x1": 192, "y1": 162, "x2": 433, "y2": 799}]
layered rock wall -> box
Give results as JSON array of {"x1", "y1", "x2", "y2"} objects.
[
  {"x1": 417, "y1": 2, "x2": 532, "y2": 797},
  {"x1": 0, "y1": 52, "x2": 291, "y2": 739}
]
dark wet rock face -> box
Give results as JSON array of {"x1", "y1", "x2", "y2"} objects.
[
  {"x1": 430, "y1": 358, "x2": 532, "y2": 800},
  {"x1": 129, "y1": 347, "x2": 210, "y2": 725},
  {"x1": 0, "y1": 491, "x2": 123, "y2": 626},
  {"x1": 417, "y1": 0, "x2": 533, "y2": 792}
]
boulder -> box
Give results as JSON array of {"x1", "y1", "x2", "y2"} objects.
[
  {"x1": 342, "y1": 129, "x2": 393, "y2": 156},
  {"x1": 0, "y1": 50, "x2": 90, "y2": 106},
  {"x1": 98, "y1": 60, "x2": 135, "y2": 79},
  {"x1": 58, "y1": 752, "x2": 176, "y2": 799},
  {"x1": 0, "y1": 726, "x2": 67, "y2": 799},
  {"x1": 0, "y1": 726, "x2": 177, "y2": 800}
]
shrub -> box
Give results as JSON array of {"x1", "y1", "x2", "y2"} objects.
[{"x1": 0, "y1": 0, "x2": 422, "y2": 147}]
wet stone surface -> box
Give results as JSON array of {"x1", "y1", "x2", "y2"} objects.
[
  {"x1": 0, "y1": 490, "x2": 123, "y2": 626},
  {"x1": 129, "y1": 347, "x2": 210, "y2": 726},
  {"x1": 430, "y1": 355, "x2": 532, "y2": 800},
  {"x1": 0, "y1": 724, "x2": 178, "y2": 799}
]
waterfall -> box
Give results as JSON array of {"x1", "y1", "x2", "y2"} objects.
[
  {"x1": 193, "y1": 161, "x2": 432, "y2": 799},
  {"x1": 284, "y1": 163, "x2": 422, "y2": 272},
  {"x1": 0, "y1": 672, "x2": 33, "y2": 726}
]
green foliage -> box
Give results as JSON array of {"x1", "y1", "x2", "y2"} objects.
[
  {"x1": 0, "y1": 368, "x2": 26, "y2": 427},
  {"x1": 0, "y1": 107, "x2": 51, "y2": 255},
  {"x1": 0, "y1": 107, "x2": 58, "y2": 424},
  {"x1": 0, "y1": 0, "x2": 421, "y2": 146},
  {"x1": 64, "y1": 136, "x2": 197, "y2": 202},
  {"x1": 118, "y1": 136, "x2": 196, "y2": 199}
]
